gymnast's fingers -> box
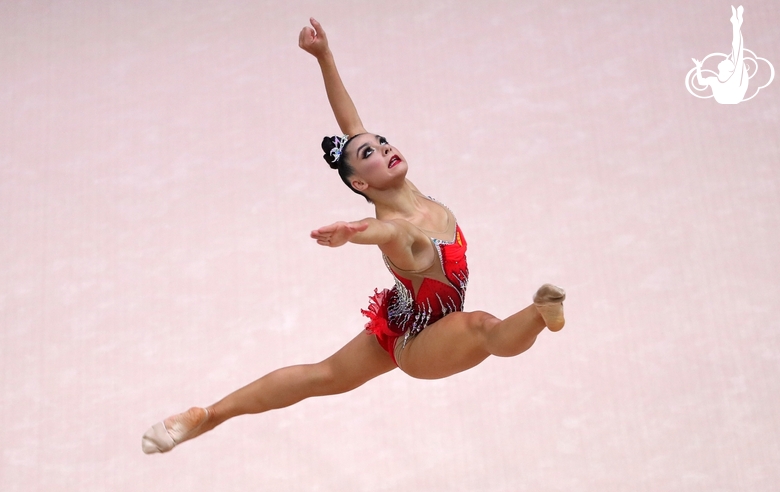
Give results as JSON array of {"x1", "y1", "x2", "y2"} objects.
[
  {"x1": 310, "y1": 17, "x2": 326, "y2": 40},
  {"x1": 311, "y1": 228, "x2": 332, "y2": 239},
  {"x1": 299, "y1": 26, "x2": 313, "y2": 48},
  {"x1": 311, "y1": 225, "x2": 330, "y2": 235}
]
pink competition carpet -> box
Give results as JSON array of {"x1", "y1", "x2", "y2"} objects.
[{"x1": 1, "y1": 1, "x2": 778, "y2": 490}]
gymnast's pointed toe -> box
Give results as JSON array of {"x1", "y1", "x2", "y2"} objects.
[
  {"x1": 142, "y1": 421, "x2": 176, "y2": 454},
  {"x1": 533, "y1": 283, "x2": 566, "y2": 304},
  {"x1": 141, "y1": 407, "x2": 209, "y2": 454},
  {"x1": 533, "y1": 284, "x2": 566, "y2": 332}
]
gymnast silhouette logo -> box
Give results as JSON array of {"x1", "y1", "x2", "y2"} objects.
[{"x1": 685, "y1": 5, "x2": 774, "y2": 104}]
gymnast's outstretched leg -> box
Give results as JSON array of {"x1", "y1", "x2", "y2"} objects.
[{"x1": 142, "y1": 331, "x2": 396, "y2": 453}]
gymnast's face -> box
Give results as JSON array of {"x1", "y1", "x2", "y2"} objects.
[{"x1": 345, "y1": 133, "x2": 407, "y2": 194}]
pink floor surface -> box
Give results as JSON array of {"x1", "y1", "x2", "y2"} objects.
[{"x1": 2, "y1": 1, "x2": 779, "y2": 490}]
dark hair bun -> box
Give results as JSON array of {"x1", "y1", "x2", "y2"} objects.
[{"x1": 321, "y1": 135, "x2": 348, "y2": 169}]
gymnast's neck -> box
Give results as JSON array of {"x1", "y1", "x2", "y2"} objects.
[{"x1": 373, "y1": 180, "x2": 427, "y2": 220}]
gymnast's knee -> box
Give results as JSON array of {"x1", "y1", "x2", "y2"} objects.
[
  {"x1": 311, "y1": 361, "x2": 361, "y2": 396},
  {"x1": 468, "y1": 310, "x2": 501, "y2": 337}
]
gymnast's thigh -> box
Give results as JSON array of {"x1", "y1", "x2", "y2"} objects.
[
  {"x1": 320, "y1": 330, "x2": 398, "y2": 392},
  {"x1": 394, "y1": 311, "x2": 496, "y2": 380}
]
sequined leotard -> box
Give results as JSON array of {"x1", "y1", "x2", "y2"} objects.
[{"x1": 361, "y1": 197, "x2": 469, "y2": 364}]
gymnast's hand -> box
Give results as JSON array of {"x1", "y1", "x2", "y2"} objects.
[
  {"x1": 299, "y1": 17, "x2": 330, "y2": 59},
  {"x1": 311, "y1": 221, "x2": 369, "y2": 247}
]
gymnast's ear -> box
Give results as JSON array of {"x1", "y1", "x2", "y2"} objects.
[{"x1": 351, "y1": 178, "x2": 368, "y2": 192}]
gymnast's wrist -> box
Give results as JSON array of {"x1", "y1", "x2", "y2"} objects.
[{"x1": 316, "y1": 49, "x2": 335, "y2": 64}]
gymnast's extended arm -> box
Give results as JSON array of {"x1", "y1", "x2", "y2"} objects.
[
  {"x1": 310, "y1": 218, "x2": 433, "y2": 270},
  {"x1": 299, "y1": 18, "x2": 367, "y2": 137}
]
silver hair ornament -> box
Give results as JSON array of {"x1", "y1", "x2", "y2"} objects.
[{"x1": 329, "y1": 135, "x2": 349, "y2": 163}]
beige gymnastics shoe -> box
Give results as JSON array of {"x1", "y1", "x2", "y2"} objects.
[
  {"x1": 142, "y1": 407, "x2": 209, "y2": 454},
  {"x1": 533, "y1": 284, "x2": 566, "y2": 332}
]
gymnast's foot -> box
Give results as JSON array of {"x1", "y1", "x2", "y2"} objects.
[
  {"x1": 142, "y1": 407, "x2": 210, "y2": 454},
  {"x1": 533, "y1": 284, "x2": 566, "y2": 332}
]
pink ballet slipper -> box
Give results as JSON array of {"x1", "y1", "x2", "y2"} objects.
[
  {"x1": 141, "y1": 407, "x2": 209, "y2": 454},
  {"x1": 533, "y1": 284, "x2": 566, "y2": 332}
]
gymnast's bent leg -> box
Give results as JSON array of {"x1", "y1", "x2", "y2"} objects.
[
  {"x1": 142, "y1": 331, "x2": 396, "y2": 453},
  {"x1": 396, "y1": 288, "x2": 565, "y2": 380}
]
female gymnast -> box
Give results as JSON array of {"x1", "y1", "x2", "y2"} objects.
[{"x1": 142, "y1": 18, "x2": 566, "y2": 454}]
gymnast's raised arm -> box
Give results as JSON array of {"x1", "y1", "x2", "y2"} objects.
[{"x1": 299, "y1": 18, "x2": 366, "y2": 137}]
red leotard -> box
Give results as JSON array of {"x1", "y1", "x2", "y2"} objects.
[{"x1": 361, "y1": 197, "x2": 469, "y2": 364}]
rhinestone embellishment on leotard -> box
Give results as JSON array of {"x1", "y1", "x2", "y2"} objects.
[{"x1": 382, "y1": 241, "x2": 469, "y2": 347}]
